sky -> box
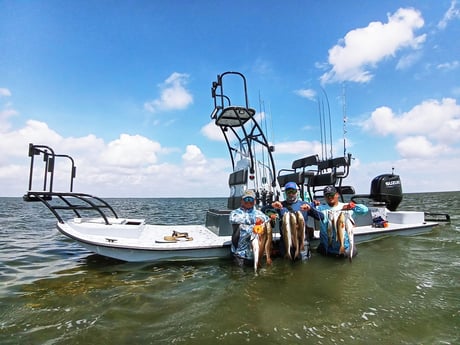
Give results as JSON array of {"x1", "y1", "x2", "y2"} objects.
[{"x1": 1, "y1": 0, "x2": 459, "y2": 198}]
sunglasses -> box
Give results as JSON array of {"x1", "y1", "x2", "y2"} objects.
[
  {"x1": 243, "y1": 197, "x2": 255, "y2": 202},
  {"x1": 285, "y1": 189, "x2": 297, "y2": 194},
  {"x1": 325, "y1": 193, "x2": 336, "y2": 198}
]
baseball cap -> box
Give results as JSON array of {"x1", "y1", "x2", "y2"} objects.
[
  {"x1": 324, "y1": 185, "x2": 337, "y2": 196},
  {"x1": 242, "y1": 189, "x2": 256, "y2": 200},
  {"x1": 284, "y1": 182, "x2": 297, "y2": 190}
]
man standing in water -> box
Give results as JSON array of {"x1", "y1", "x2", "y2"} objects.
[
  {"x1": 317, "y1": 185, "x2": 369, "y2": 258},
  {"x1": 266, "y1": 181, "x2": 324, "y2": 260},
  {"x1": 229, "y1": 190, "x2": 269, "y2": 267}
]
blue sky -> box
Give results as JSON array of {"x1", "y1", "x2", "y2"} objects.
[{"x1": 1, "y1": 0, "x2": 459, "y2": 197}]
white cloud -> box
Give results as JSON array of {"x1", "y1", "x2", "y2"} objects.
[
  {"x1": 362, "y1": 98, "x2": 460, "y2": 159},
  {"x1": 396, "y1": 136, "x2": 451, "y2": 158},
  {"x1": 0, "y1": 88, "x2": 12, "y2": 97},
  {"x1": 295, "y1": 88, "x2": 317, "y2": 101},
  {"x1": 347, "y1": 156, "x2": 460, "y2": 193},
  {"x1": 144, "y1": 72, "x2": 193, "y2": 113},
  {"x1": 1, "y1": 120, "x2": 63, "y2": 161},
  {"x1": 182, "y1": 144, "x2": 206, "y2": 165},
  {"x1": 274, "y1": 140, "x2": 322, "y2": 156},
  {"x1": 0, "y1": 88, "x2": 17, "y2": 132},
  {"x1": 0, "y1": 115, "x2": 233, "y2": 197},
  {"x1": 396, "y1": 51, "x2": 423, "y2": 70},
  {"x1": 0, "y1": 108, "x2": 18, "y2": 132},
  {"x1": 438, "y1": 0, "x2": 460, "y2": 29},
  {"x1": 436, "y1": 60, "x2": 459, "y2": 71},
  {"x1": 201, "y1": 120, "x2": 226, "y2": 142},
  {"x1": 362, "y1": 98, "x2": 460, "y2": 141},
  {"x1": 101, "y1": 134, "x2": 163, "y2": 167},
  {"x1": 320, "y1": 8, "x2": 426, "y2": 84}
]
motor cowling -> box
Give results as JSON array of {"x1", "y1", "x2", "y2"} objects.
[{"x1": 370, "y1": 174, "x2": 403, "y2": 211}]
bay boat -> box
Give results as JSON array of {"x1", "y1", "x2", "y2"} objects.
[{"x1": 23, "y1": 72, "x2": 449, "y2": 262}]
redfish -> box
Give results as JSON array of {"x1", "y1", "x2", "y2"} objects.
[
  {"x1": 251, "y1": 221, "x2": 273, "y2": 273},
  {"x1": 282, "y1": 213, "x2": 293, "y2": 260},
  {"x1": 336, "y1": 212, "x2": 346, "y2": 254},
  {"x1": 294, "y1": 211, "x2": 305, "y2": 260},
  {"x1": 344, "y1": 211, "x2": 355, "y2": 262}
]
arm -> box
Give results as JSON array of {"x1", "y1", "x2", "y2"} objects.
[
  {"x1": 352, "y1": 203, "x2": 369, "y2": 215},
  {"x1": 256, "y1": 210, "x2": 269, "y2": 223},
  {"x1": 342, "y1": 201, "x2": 369, "y2": 215},
  {"x1": 229, "y1": 209, "x2": 252, "y2": 225},
  {"x1": 307, "y1": 202, "x2": 325, "y2": 221}
]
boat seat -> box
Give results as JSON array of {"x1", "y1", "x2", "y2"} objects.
[
  {"x1": 227, "y1": 196, "x2": 242, "y2": 210},
  {"x1": 228, "y1": 169, "x2": 248, "y2": 186},
  {"x1": 277, "y1": 172, "x2": 304, "y2": 188},
  {"x1": 227, "y1": 169, "x2": 249, "y2": 209},
  {"x1": 308, "y1": 172, "x2": 336, "y2": 187},
  {"x1": 291, "y1": 154, "x2": 319, "y2": 170}
]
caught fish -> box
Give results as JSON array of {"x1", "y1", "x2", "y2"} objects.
[
  {"x1": 289, "y1": 212, "x2": 298, "y2": 260},
  {"x1": 336, "y1": 212, "x2": 346, "y2": 254},
  {"x1": 327, "y1": 210, "x2": 334, "y2": 246},
  {"x1": 282, "y1": 213, "x2": 293, "y2": 260},
  {"x1": 344, "y1": 211, "x2": 355, "y2": 262},
  {"x1": 264, "y1": 221, "x2": 273, "y2": 265},
  {"x1": 251, "y1": 221, "x2": 274, "y2": 273},
  {"x1": 294, "y1": 211, "x2": 305, "y2": 259},
  {"x1": 251, "y1": 232, "x2": 260, "y2": 273}
]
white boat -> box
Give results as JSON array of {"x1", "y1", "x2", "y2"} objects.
[{"x1": 24, "y1": 72, "x2": 449, "y2": 262}]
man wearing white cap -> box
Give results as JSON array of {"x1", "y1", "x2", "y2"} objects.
[{"x1": 229, "y1": 189, "x2": 269, "y2": 266}]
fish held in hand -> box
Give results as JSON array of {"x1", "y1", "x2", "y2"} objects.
[
  {"x1": 251, "y1": 221, "x2": 273, "y2": 273},
  {"x1": 344, "y1": 211, "x2": 355, "y2": 262},
  {"x1": 336, "y1": 212, "x2": 346, "y2": 255},
  {"x1": 282, "y1": 213, "x2": 293, "y2": 260}
]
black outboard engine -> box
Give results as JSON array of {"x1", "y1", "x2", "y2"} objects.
[{"x1": 370, "y1": 174, "x2": 403, "y2": 211}]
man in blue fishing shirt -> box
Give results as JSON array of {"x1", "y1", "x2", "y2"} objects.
[
  {"x1": 317, "y1": 185, "x2": 369, "y2": 258},
  {"x1": 266, "y1": 181, "x2": 324, "y2": 260},
  {"x1": 229, "y1": 189, "x2": 269, "y2": 267}
]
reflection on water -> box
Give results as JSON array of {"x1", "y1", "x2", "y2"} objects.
[{"x1": 0, "y1": 194, "x2": 459, "y2": 344}]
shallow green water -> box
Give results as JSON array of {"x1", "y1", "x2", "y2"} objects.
[{"x1": 0, "y1": 193, "x2": 459, "y2": 344}]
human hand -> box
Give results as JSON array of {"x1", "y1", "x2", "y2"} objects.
[
  {"x1": 255, "y1": 218, "x2": 263, "y2": 225},
  {"x1": 313, "y1": 199, "x2": 321, "y2": 206},
  {"x1": 300, "y1": 203, "x2": 311, "y2": 211},
  {"x1": 272, "y1": 201, "x2": 283, "y2": 209},
  {"x1": 343, "y1": 201, "x2": 356, "y2": 210}
]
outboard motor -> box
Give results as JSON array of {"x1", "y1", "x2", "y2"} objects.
[{"x1": 370, "y1": 174, "x2": 403, "y2": 211}]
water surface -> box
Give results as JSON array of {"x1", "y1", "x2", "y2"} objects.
[{"x1": 0, "y1": 193, "x2": 459, "y2": 344}]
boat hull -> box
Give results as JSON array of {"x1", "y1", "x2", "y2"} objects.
[
  {"x1": 310, "y1": 221, "x2": 438, "y2": 248},
  {"x1": 55, "y1": 211, "x2": 439, "y2": 262},
  {"x1": 56, "y1": 218, "x2": 233, "y2": 262}
]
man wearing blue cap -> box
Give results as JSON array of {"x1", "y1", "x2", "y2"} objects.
[{"x1": 267, "y1": 181, "x2": 324, "y2": 260}]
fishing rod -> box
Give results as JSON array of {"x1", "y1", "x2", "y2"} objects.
[
  {"x1": 342, "y1": 83, "x2": 347, "y2": 157},
  {"x1": 320, "y1": 87, "x2": 333, "y2": 160},
  {"x1": 317, "y1": 98, "x2": 324, "y2": 160}
]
